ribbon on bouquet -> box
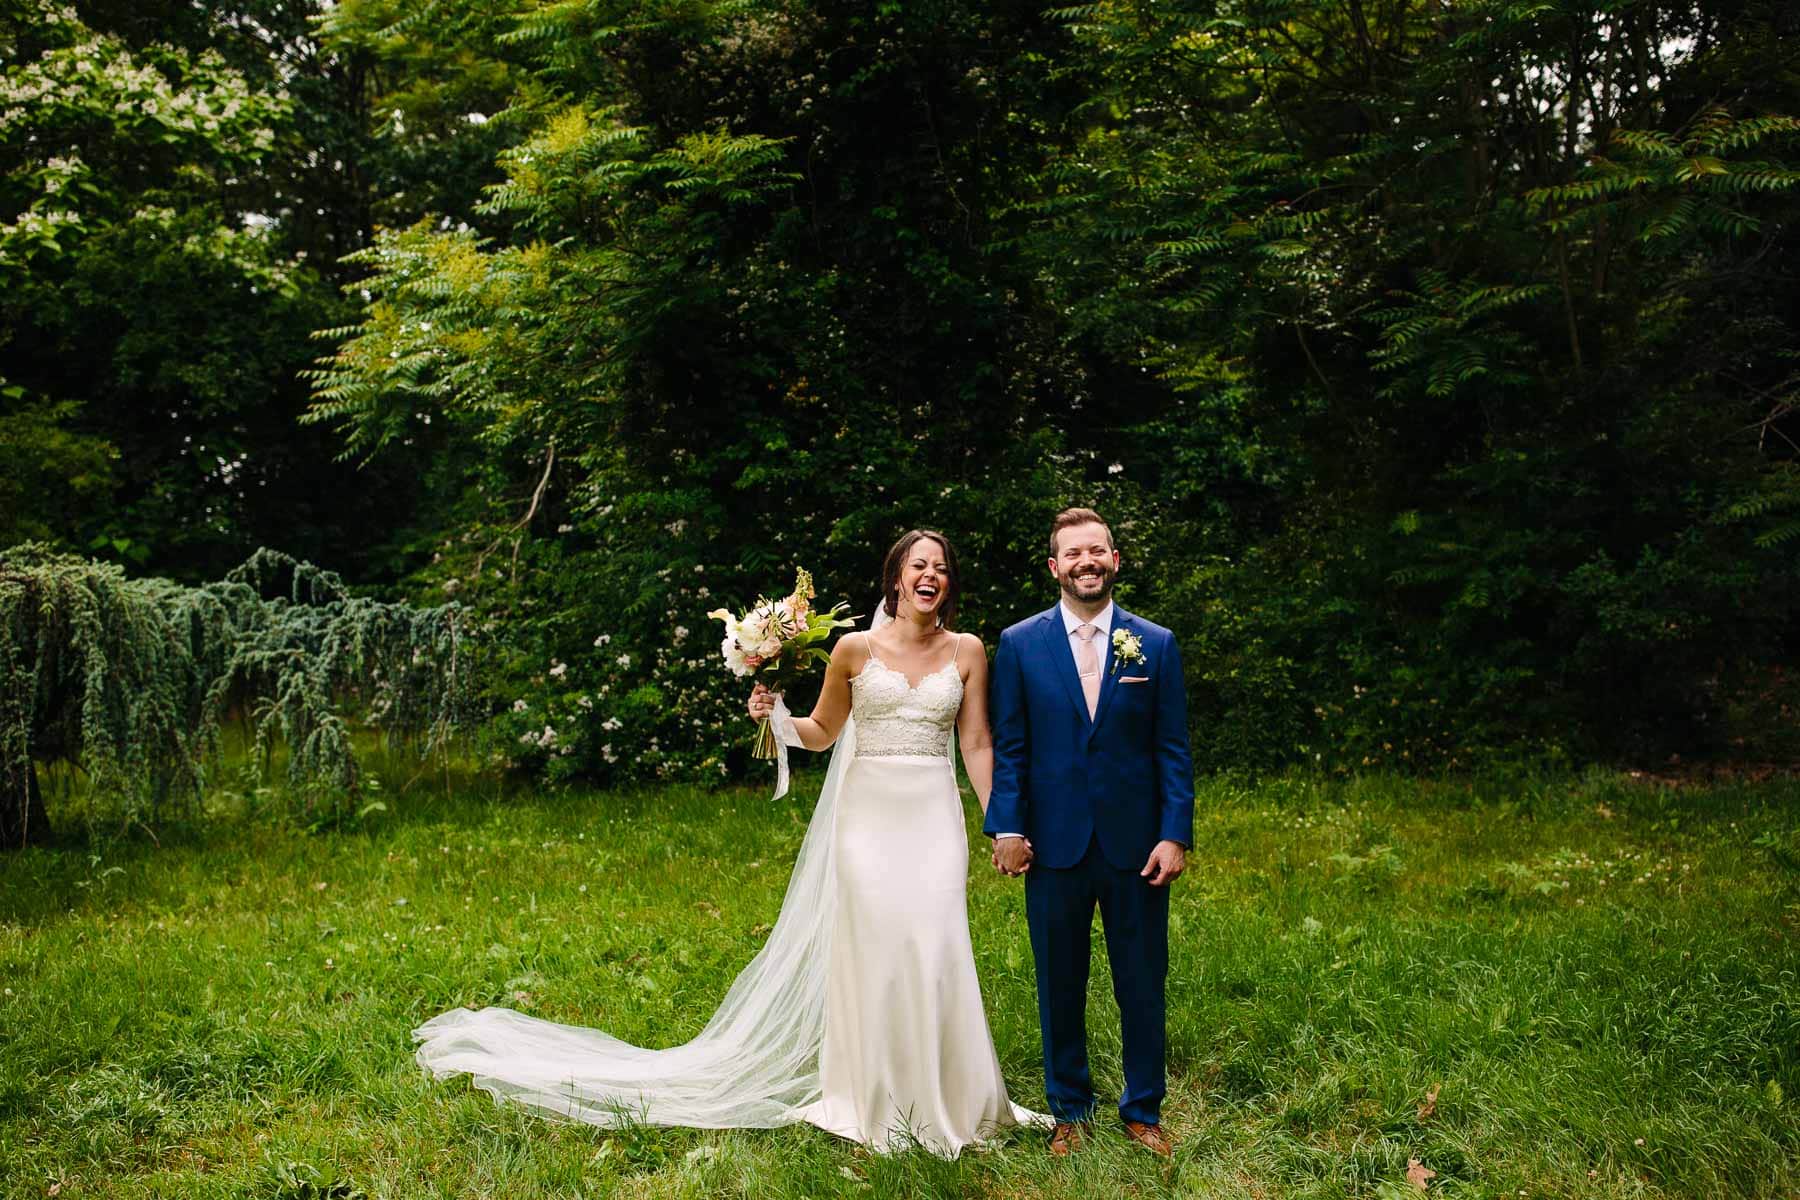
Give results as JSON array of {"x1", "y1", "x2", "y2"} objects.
[{"x1": 769, "y1": 695, "x2": 805, "y2": 800}]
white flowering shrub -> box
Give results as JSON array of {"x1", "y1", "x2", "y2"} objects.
[
  {"x1": 465, "y1": 545, "x2": 755, "y2": 787},
  {"x1": 0, "y1": 0, "x2": 287, "y2": 275}
]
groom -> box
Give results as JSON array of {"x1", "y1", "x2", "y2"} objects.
[{"x1": 985, "y1": 507, "x2": 1195, "y2": 1157}]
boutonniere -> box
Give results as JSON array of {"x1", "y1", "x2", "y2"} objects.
[{"x1": 1110, "y1": 628, "x2": 1145, "y2": 674}]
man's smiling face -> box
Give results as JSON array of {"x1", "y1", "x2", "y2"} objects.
[{"x1": 1049, "y1": 521, "x2": 1119, "y2": 606}]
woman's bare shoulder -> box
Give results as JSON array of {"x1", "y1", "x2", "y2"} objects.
[{"x1": 830, "y1": 630, "x2": 872, "y2": 669}]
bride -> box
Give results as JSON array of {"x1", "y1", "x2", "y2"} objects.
[{"x1": 414, "y1": 529, "x2": 1043, "y2": 1157}]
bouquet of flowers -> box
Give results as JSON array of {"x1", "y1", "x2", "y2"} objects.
[{"x1": 708, "y1": 568, "x2": 856, "y2": 761}]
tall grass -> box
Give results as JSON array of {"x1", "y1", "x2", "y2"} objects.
[{"x1": 3, "y1": 762, "x2": 1797, "y2": 1197}]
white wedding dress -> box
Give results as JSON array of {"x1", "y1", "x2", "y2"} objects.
[{"x1": 414, "y1": 625, "x2": 1041, "y2": 1158}]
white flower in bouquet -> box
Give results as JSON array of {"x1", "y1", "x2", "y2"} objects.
[{"x1": 721, "y1": 636, "x2": 751, "y2": 678}]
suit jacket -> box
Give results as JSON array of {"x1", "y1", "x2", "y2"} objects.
[{"x1": 984, "y1": 604, "x2": 1196, "y2": 870}]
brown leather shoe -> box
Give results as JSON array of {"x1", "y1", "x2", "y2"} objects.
[
  {"x1": 1048, "y1": 1121, "x2": 1087, "y2": 1156},
  {"x1": 1123, "y1": 1120, "x2": 1174, "y2": 1157}
]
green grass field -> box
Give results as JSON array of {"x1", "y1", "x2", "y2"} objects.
[{"x1": 3, "y1": 764, "x2": 1798, "y2": 1198}]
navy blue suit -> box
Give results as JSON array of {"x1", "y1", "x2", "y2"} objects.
[{"x1": 984, "y1": 604, "x2": 1195, "y2": 1125}]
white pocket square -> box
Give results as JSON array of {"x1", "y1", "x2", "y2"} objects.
[{"x1": 1119, "y1": 676, "x2": 1151, "y2": 684}]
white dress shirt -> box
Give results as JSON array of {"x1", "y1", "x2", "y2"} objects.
[
  {"x1": 1060, "y1": 598, "x2": 1115, "y2": 654},
  {"x1": 995, "y1": 600, "x2": 1115, "y2": 841}
]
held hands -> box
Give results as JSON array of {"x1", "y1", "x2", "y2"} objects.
[
  {"x1": 1140, "y1": 839, "x2": 1187, "y2": 887},
  {"x1": 747, "y1": 683, "x2": 777, "y2": 721},
  {"x1": 992, "y1": 838, "x2": 1182, "y2": 881},
  {"x1": 991, "y1": 835, "x2": 1033, "y2": 876}
]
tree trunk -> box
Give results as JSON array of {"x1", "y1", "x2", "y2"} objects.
[{"x1": 1, "y1": 761, "x2": 51, "y2": 848}]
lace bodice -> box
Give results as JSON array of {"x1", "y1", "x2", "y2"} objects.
[{"x1": 850, "y1": 655, "x2": 963, "y2": 759}]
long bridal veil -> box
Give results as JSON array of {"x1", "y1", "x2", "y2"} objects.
[{"x1": 412, "y1": 612, "x2": 880, "y2": 1128}]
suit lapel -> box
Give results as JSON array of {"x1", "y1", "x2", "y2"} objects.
[
  {"x1": 1038, "y1": 608, "x2": 1091, "y2": 727},
  {"x1": 1088, "y1": 607, "x2": 1131, "y2": 738}
]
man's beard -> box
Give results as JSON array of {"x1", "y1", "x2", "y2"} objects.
[{"x1": 1059, "y1": 564, "x2": 1116, "y2": 605}]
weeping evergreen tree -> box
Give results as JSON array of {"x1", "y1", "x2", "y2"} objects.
[{"x1": 0, "y1": 544, "x2": 475, "y2": 847}]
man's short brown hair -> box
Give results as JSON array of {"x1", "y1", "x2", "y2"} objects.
[{"x1": 1048, "y1": 507, "x2": 1114, "y2": 556}]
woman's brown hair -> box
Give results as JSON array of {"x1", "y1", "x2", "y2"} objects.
[{"x1": 880, "y1": 529, "x2": 960, "y2": 629}]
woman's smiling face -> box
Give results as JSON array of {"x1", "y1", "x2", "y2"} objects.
[{"x1": 898, "y1": 537, "x2": 950, "y2": 618}]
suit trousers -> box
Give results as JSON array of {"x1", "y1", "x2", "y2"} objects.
[{"x1": 1024, "y1": 834, "x2": 1169, "y2": 1125}]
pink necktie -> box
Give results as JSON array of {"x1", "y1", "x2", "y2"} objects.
[{"x1": 1074, "y1": 623, "x2": 1101, "y2": 718}]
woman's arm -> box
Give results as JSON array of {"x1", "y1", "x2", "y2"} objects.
[
  {"x1": 955, "y1": 633, "x2": 995, "y2": 811},
  {"x1": 747, "y1": 633, "x2": 865, "y2": 751}
]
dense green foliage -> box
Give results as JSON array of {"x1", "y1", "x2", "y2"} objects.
[
  {"x1": 0, "y1": 0, "x2": 520, "y2": 578},
  {"x1": 7, "y1": 0, "x2": 1799, "y2": 789},
  {"x1": 0, "y1": 545, "x2": 473, "y2": 843},
  {"x1": 1037, "y1": 1, "x2": 1800, "y2": 769},
  {"x1": 303, "y1": 0, "x2": 1800, "y2": 780},
  {"x1": 4, "y1": 768, "x2": 1798, "y2": 1194}
]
